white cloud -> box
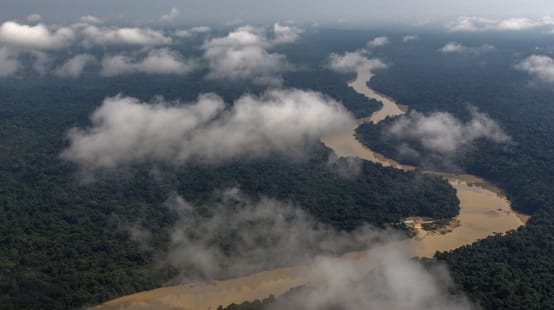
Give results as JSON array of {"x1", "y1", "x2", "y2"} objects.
[
  {"x1": 202, "y1": 26, "x2": 288, "y2": 86},
  {"x1": 0, "y1": 47, "x2": 19, "y2": 77},
  {"x1": 385, "y1": 106, "x2": 510, "y2": 157},
  {"x1": 496, "y1": 18, "x2": 538, "y2": 30},
  {"x1": 402, "y1": 35, "x2": 418, "y2": 43},
  {"x1": 26, "y1": 14, "x2": 42, "y2": 23},
  {"x1": 206, "y1": 25, "x2": 268, "y2": 47},
  {"x1": 100, "y1": 48, "x2": 196, "y2": 76},
  {"x1": 61, "y1": 89, "x2": 354, "y2": 172},
  {"x1": 54, "y1": 54, "x2": 96, "y2": 78},
  {"x1": 515, "y1": 54, "x2": 554, "y2": 82},
  {"x1": 272, "y1": 22, "x2": 302, "y2": 44},
  {"x1": 439, "y1": 42, "x2": 465, "y2": 53},
  {"x1": 439, "y1": 41, "x2": 495, "y2": 54},
  {"x1": 79, "y1": 15, "x2": 103, "y2": 24},
  {"x1": 160, "y1": 8, "x2": 180, "y2": 22},
  {"x1": 447, "y1": 16, "x2": 554, "y2": 32},
  {"x1": 175, "y1": 26, "x2": 210, "y2": 38},
  {"x1": 367, "y1": 36, "x2": 389, "y2": 48},
  {"x1": 329, "y1": 50, "x2": 387, "y2": 74},
  {"x1": 81, "y1": 25, "x2": 171, "y2": 46},
  {"x1": 0, "y1": 21, "x2": 74, "y2": 49}
]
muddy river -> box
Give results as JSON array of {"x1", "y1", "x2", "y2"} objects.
[{"x1": 93, "y1": 71, "x2": 527, "y2": 310}]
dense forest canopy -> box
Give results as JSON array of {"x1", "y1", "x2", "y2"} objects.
[
  {"x1": 354, "y1": 30, "x2": 554, "y2": 309},
  {"x1": 1, "y1": 27, "x2": 553, "y2": 309},
  {"x1": 0, "y1": 30, "x2": 459, "y2": 308}
]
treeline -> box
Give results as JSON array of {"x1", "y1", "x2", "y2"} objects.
[{"x1": 284, "y1": 69, "x2": 381, "y2": 118}]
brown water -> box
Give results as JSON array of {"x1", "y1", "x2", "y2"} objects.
[
  {"x1": 322, "y1": 70, "x2": 528, "y2": 257},
  {"x1": 92, "y1": 249, "x2": 388, "y2": 310},
  {"x1": 93, "y1": 71, "x2": 528, "y2": 310}
]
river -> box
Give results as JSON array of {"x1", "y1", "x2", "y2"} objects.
[
  {"x1": 321, "y1": 70, "x2": 528, "y2": 257},
  {"x1": 92, "y1": 70, "x2": 528, "y2": 310}
]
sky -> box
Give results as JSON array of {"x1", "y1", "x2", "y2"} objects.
[{"x1": 2, "y1": 0, "x2": 554, "y2": 25}]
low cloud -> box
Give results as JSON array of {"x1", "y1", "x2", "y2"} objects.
[
  {"x1": 164, "y1": 189, "x2": 382, "y2": 279},
  {"x1": 29, "y1": 50, "x2": 52, "y2": 75},
  {"x1": 272, "y1": 23, "x2": 302, "y2": 44},
  {"x1": 0, "y1": 21, "x2": 74, "y2": 49},
  {"x1": 0, "y1": 47, "x2": 19, "y2": 77},
  {"x1": 160, "y1": 8, "x2": 180, "y2": 22},
  {"x1": 135, "y1": 188, "x2": 472, "y2": 309},
  {"x1": 26, "y1": 14, "x2": 42, "y2": 23},
  {"x1": 54, "y1": 54, "x2": 96, "y2": 78},
  {"x1": 439, "y1": 41, "x2": 495, "y2": 54},
  {"x1": 383, "y1": 106, "x2": 510, "y2": 166},
  {"x1": 81, "y1": 25, "x2": 171, "y2": 46},
  {"x1": 515, "y1": 54, "x2": 554, "y2": 83},
  {"x1": 367, "y1": 36, "x2": 389, "y2": 48},
  {"x1": 265, "y1": 251, "x2": 471, "y2": 310},
  {"x1": 402, "y1": 35, "x2": 418, "y2": 43},
  {"x1": 175, "y1": 26, "x2": 210, "y2": 38},
  {"x1": 61, "y1": 89, "x2": 353, "y2": 172},
  {"x1": 327, "y1": 154, "x2": 363, "y2": 179},
  {"x1": 202, "y1": 25, "x2": 292, "y2": 86},
  {"x1": 329, "y1": 50, "x2": 387, "y2": 75},
  {"x1": 100, "y1": 48, "x2": 196, "y2": 76},
  {"x1": 447, "y1": 16, "x2": 554, "y2": 32},
  {"x1": 79, "y1": 15, "x2": 103, "y2": 24}
]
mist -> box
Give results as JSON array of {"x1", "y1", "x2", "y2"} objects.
[
  {"x1": 61, "y1": 89, "x2": 354, "y2": 174},
  {"x1": 2, "y1": 0, "x2": 554, "y2": 26},
  {"x1": 128, "y1": 188, "x2": 472, "y2": 310},
  {"x1": 379, "y1": 106, "x2": 511, "y2": 169},
  {"x1": 515, "y1": 55, "x2": 554, "y2": 83}
]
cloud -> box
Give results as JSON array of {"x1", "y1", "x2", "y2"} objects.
[
  {"x1": 175, "y1": 26, "x2": 210, "y2": 38},
  {"x1": 100, "y1": 48, "x2": 196, "y2": 76},
  {"x1": 329, "y1": 50, "x2": 387, "y2": 74},
  {"x1": 265, "y1": 252, "x2": 471, "y2": 310},
  {"x1": 163, "y1": 189, "x2": 383, "y2": 279},
  {"x1": 61, "y1": 89, "x2": 354, "y2": 172},
  {"x1": 272, "y1": 22, "x2": 302, "y2": 44},
  {"x1": 81, "y1": 25, "x2": 171, "y2": 46},
  {"x1": 160, "y1": 7, "x2": 180, "y2": 22},
  {"x1": 133, "y1": 188, "x2": 471, "y2": 309},
  {"x1": 202, "y1": 26, "x2": 288, "y2": 86},
  {"x1": 206, "y1": 25, "x2": 268, "y2": 47},
  {"x1": 439, "y1": 41, "x2": 495, "y2": 54},
  {"x1": 26, "y1": 14, "x2": 42, "y2": 23},
  {"x1": 327, "y1": 154, "x2": 363, "y2": 179},
  {"x1": 439, "y1": 42, "x2": 465, "y2": 53},
  {"x1": 29, "y1": 50, "x2": 52, "y2": 74},
  {"x1": 367, "y1": 36, "x2": 389, "y2": 48},
  {"x1": 0, "y1": 21, "x2": 74, "y2": 49},
  {"x1": 0, "y1": 47, "x2": 19, "y2": 77},
  {"x1": 54, "y1": 54, "x2": 96, "y2": 78},
  {"x1": 383, "y1": 106, "x2": 510, "y2": 163},
  {"x1": 402, "y1": 35, "x2": 418, "y2": 42},
  {"x1": 515, "y1": 54, "x2": 554, "y2": 83},
  {"x1": 79, "y1": 15, "x2": 103, "y2": 24},
  {"x1": 447, "y1": 16, "x2": 554, "y2": 32}
]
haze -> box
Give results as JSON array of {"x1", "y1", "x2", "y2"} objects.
[{"x1": 2, "y1": 0, "x2": 554, "y2": 25}]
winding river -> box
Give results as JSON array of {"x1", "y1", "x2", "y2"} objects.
[
  {"x1": 321, "y1": 70, "x2": 528, "y2": 257},
  {"x1": 93, "y1": 71, "x2": 528, "y2": 310}
]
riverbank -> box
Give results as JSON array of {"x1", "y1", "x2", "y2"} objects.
[{"x1": 324, "y1": 70, "x2": 528, "y2": 257}]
